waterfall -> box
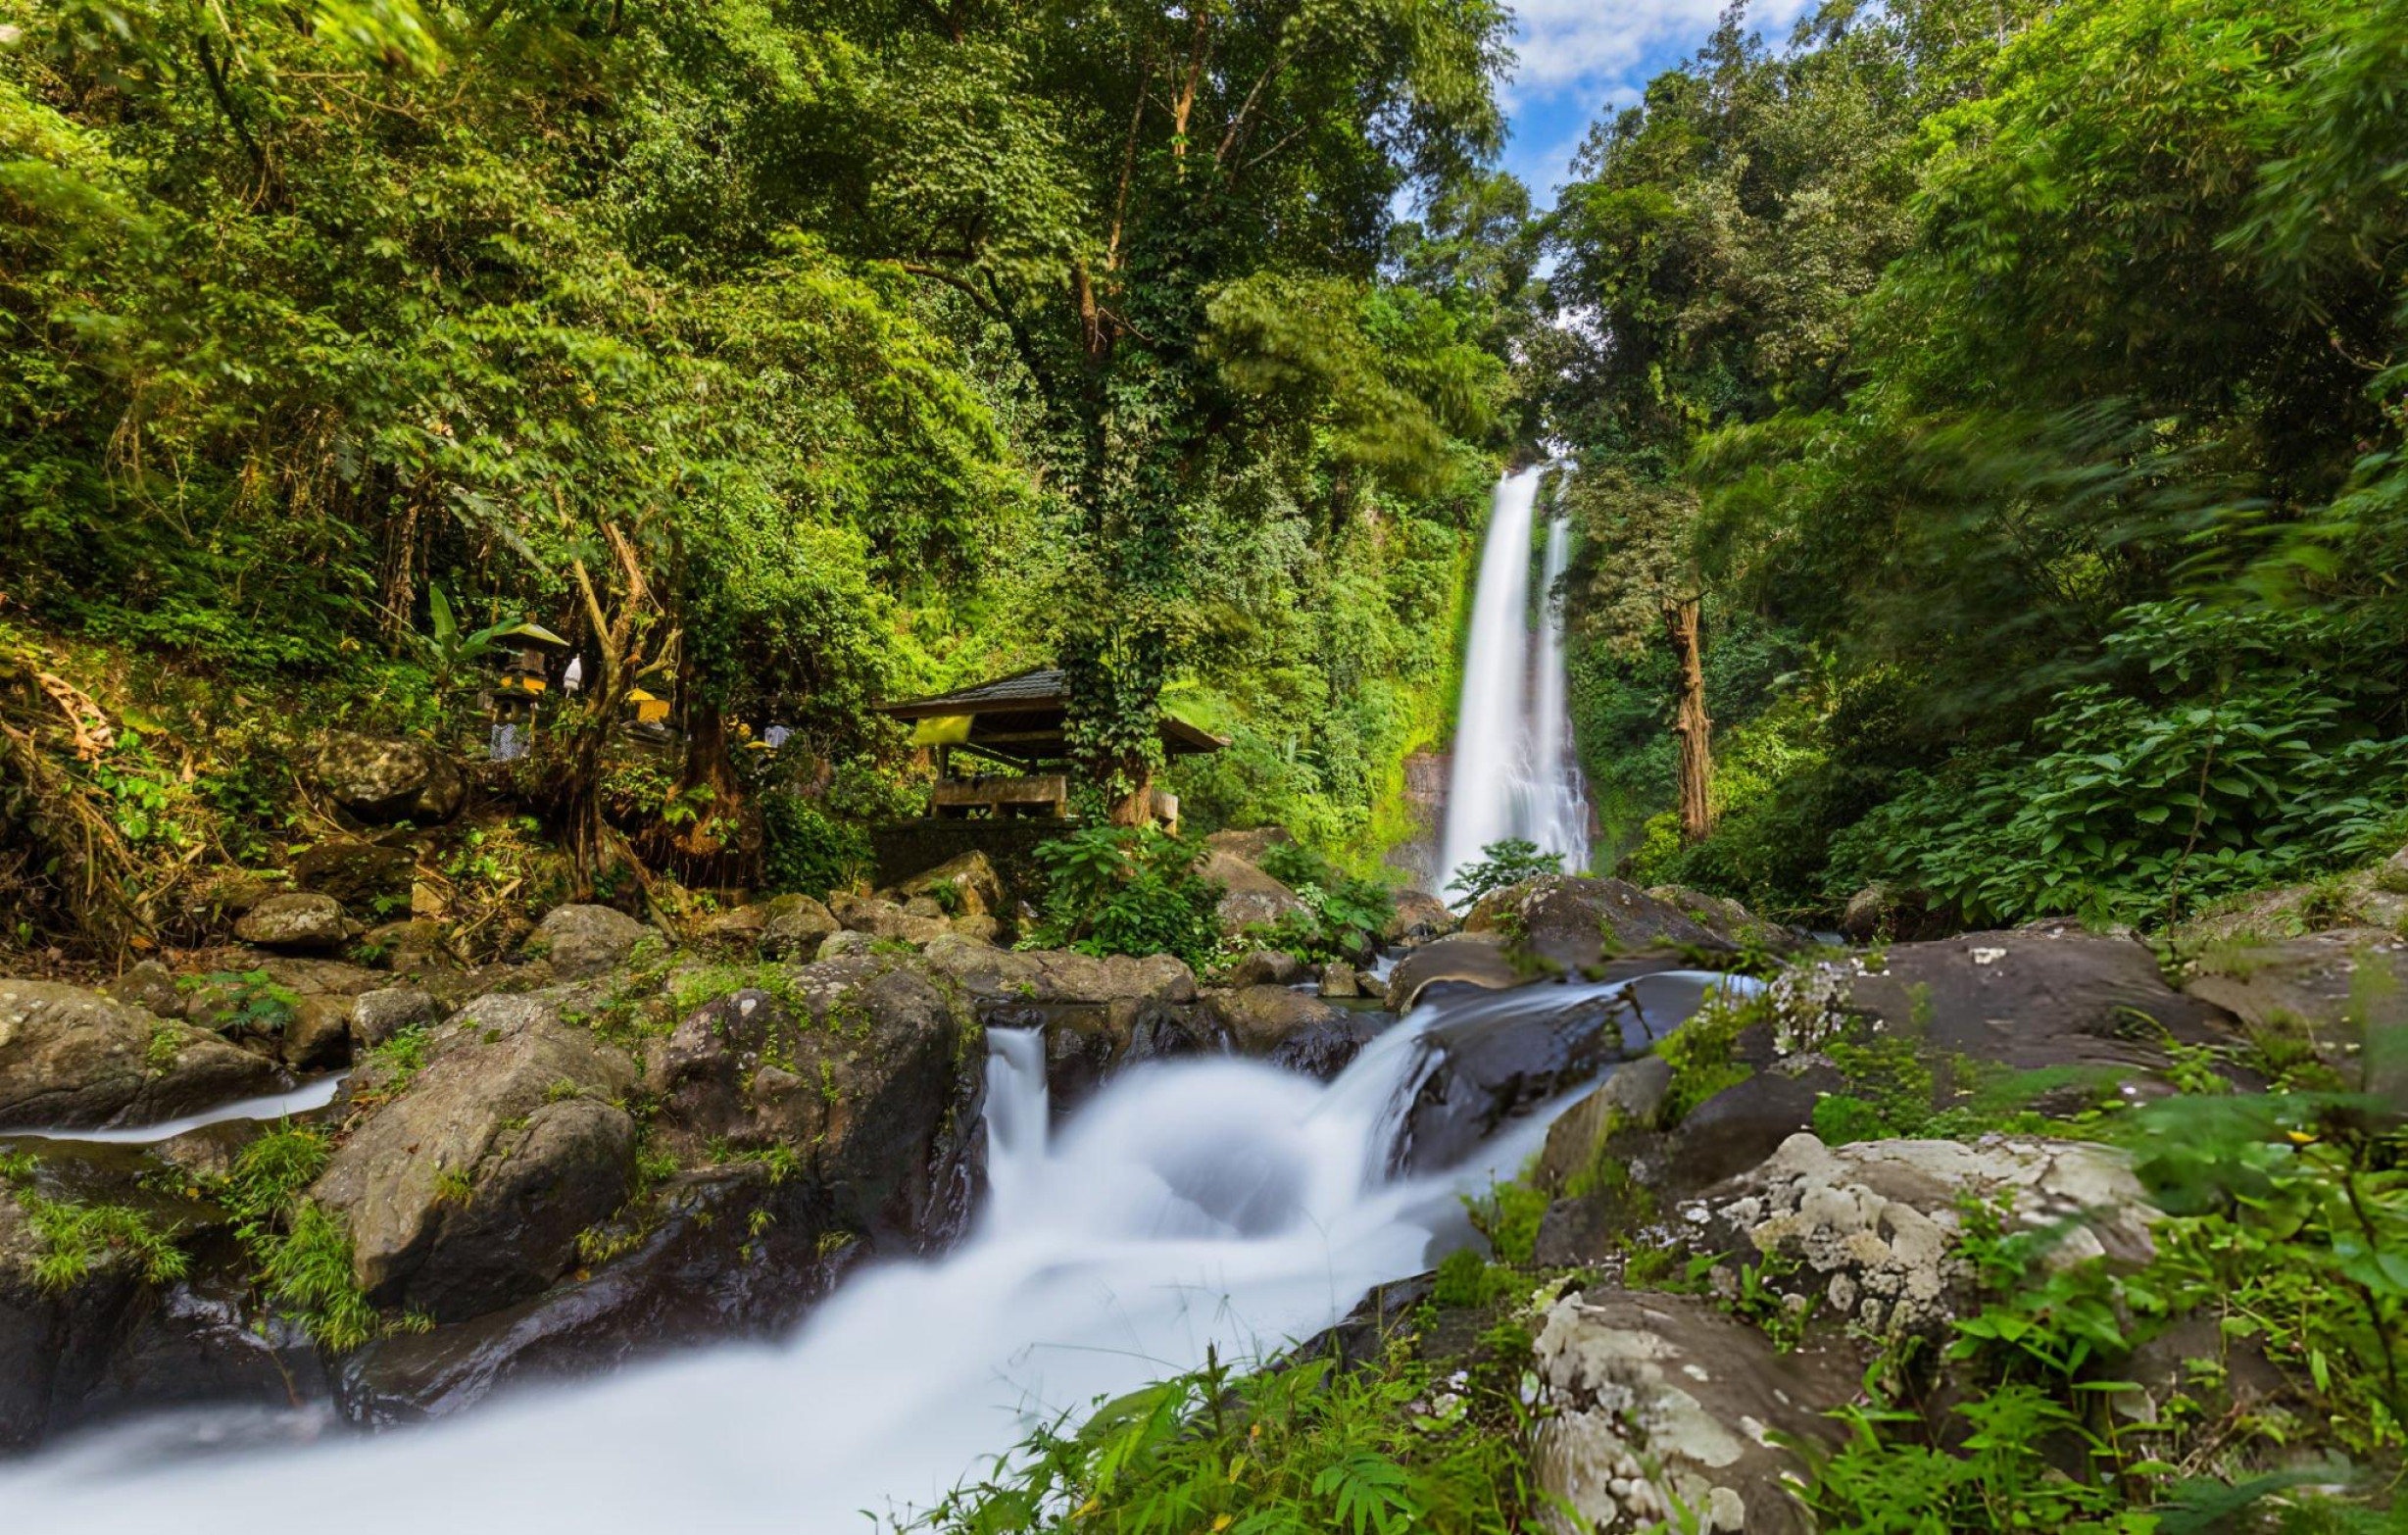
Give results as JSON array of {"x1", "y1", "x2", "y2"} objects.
[
  {"x1": 1437, "y1": 468, "x2": 1594, "y2": 899},
  {"x1": 0, "y1": 974, "x2": 1749, "y2": 1534}
]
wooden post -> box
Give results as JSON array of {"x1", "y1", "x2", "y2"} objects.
[{"x1": 1664, "y1": 596, "x2": 1715, "y2": 844}]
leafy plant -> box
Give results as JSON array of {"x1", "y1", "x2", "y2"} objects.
[
  {"x1": 1027, "y1": 826, "x2": 1225, "y2": 971},
  {"x1": 1444, "y1": 838, "x2": 1562, "y2": 912},
  {"x1": 1253, "y1": 840, "x2": 1397, "y2": 961},
  {"x1": 179, "y1": 968, "x2": 301, "y2": 1036}
]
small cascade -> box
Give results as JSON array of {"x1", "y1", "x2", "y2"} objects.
[{"x1": 1438, "y1": 468, "x2": 1594, "y2": 897}]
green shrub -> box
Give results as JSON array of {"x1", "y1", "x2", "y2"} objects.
[
  {"x1": 1253, "y1": 840, "x2": 1397, "y2": 960},
  {"x1": 759, "y1": 791, "x2": 875, "y2": 900},
  {"x1": 1027, "y1": 825, "x2": 1225, "y2": 970},
  {"x1": 1444, "y1": 838, "x2": 1562, "y2": 911},
  {"x1": 1827, "y1": 604, "x2": 2408, "y2": 928}
]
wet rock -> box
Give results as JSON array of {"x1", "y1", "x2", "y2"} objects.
[
  {"x1": 658, "y1": 954, "x2": 980, "y2": 1245},
  {"x1": 1209, "y1": 985, "x2": 1346, "y2": 1055},
  {"x1": 1682, "y1": 1132, "x2": 2158, "y2": 1339},
  {"x1": 1536, "y1": 1056, "x2": 1674, "y2": 1190},
  {"x1": 922, "y1": 936, "x2": 1206, "y2": 1108},
  {"x1": 1383, "y1": 890, "x2": 1458, "y2": 945},
  {"x1": 890, "y1": 850, "x2": 1004, "y2": 918},
  {"x1": 314, "y1": 733, "x2": 466, "y2": 826},
  {"x1": 292, "y1": 836, "x2": 417, "y2": 911},
  {"x1": 233, "y1": 893, "x2": 358, "y2": 953},
  {"x1": 0, "y1": 979, "x2": 289, "y2": 1131},
  {"x1": 1531, "y1": 1288, "x2": 1854, "y2": 1535},
  {"x1": 310, "y1": 990, "x2": 639, "y2": 1320},
  {"x1": 1393, "y1": 984, "x2": 1646, "y2": 1174},
  {"x1": 1383, "y1": 933, "x2": 1518, "y2": 1011},
  {"x1": 1466, "y1": 876, "x2": 1732, "y2": 968},
  {"x1": 351, "y1": 986, "x2": 441, "y2": 1048},
  {"x1": 335, "y1": 1166, "x2": 852, "y2": 1425},
  {"x1": 529, "y1": 903, "x2": 655, "y2": 979},
  {"x1": 1663, "y1": 1065, "x2": 1843, "y2": 1194},
  {"x1": 1318, "y1": 961, "x2": 1363, "y2": 999},
  {"x1": 1265, "y1": 1013, "x2": 1388, "y2": 1080},
  {"x1": 1228, "y1": 949, "x2": 1312, "y2": 989}
]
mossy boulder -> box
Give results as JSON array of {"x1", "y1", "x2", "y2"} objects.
[{"x1": 0, "y1": 979, "x2": 289, "y2": 1131}]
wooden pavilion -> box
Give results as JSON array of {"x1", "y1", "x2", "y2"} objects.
[{"x1": 873, "y1": 667, "x2": 1226, "y2": 824}]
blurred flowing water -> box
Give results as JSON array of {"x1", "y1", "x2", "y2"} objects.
[{"x1": 0, "y1": 970, "x2": 1748, "y2": 1533}]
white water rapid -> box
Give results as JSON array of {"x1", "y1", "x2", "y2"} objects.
[
  {"x1": 0, "y1": 972, "x2": 1748, "y2": 1534},
  {"x1": 1438, "y1": 468, "x2": 1593, "y2": 898}
]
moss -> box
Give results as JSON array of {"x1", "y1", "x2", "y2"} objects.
[{"x1": 1656, "y1": 990, "x2": 1761, "y2": 1123}]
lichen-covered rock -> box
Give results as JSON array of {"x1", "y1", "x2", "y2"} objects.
[
  {"x1": 529, "y1": 903, "x2": 655, "y2": 978},
  {"x1": 314, "y1": 733, "x2": 466, "y2": 825},
  {"x1": 1466, "y1": 876, "x2": 1732, "y2": 967},
  {"x1": 0, "y1": 979, "x2": 289, "y2": 1131},
  {"x1": 1683, "y1": 1132, "x2": 2158, "y2": 1338},
  {"x1": 310, "y1": 989, "x2": 638, "y2": 1319},
  {"x1": 233, "y1": 893, "x2": 358, "y2": 953},
  {"x1": 1645, "y1": 885, "x2": 1787, "y2": 950},
  {"x1": 920, "y1": 934, "x2": 1197, "y2": 1007},
  {"x1": 1532, "y1": 1288, "x2": 1854, "y2": 1535}
]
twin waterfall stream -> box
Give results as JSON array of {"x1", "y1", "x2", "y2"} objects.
[
  {"x1": 1439, "y1": 466, "x2": 1593, "y2": 896},
  {"x1": 3, "y1": 474, "x2": 1621, "y2": 1532}
]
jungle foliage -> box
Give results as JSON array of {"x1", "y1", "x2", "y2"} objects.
[
  {"x1": 0, "y1": 0, "x2": 1522, "y2": 954},
  {"x1": 1548, "y1": 0, "x2": 2408, "y2": 926}
]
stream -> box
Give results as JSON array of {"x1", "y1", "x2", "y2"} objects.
[{"x1": 0, "y1": 967, "x2": 1745, "y2": 1532}]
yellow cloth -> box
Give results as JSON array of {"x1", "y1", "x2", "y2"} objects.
[{"x1": 909, "y1": 714, "x2": 973, "y2": 747}]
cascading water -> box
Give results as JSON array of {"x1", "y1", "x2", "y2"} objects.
[
  {"x1": 1438, "y1": 469, "x2": 1593, "y2": 899},
  {"x1": 0, "y1": 971, "x2": 1749, "y2": 1534}
]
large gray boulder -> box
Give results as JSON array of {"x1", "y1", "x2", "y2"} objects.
[
  {"x1": 0, "y1": 979, "x2": 289, "y2": 1131},
  {"x1": 2181, "y1": 929, "x2": 2408, "y2": 1110},
  {"x1": 1200, "y1": 829, "x2": 1307, "y2": 938},
  {"x1": 233, "y1": 892, "x2": 358, "y2": 953},
  {"x1": 310, "y1": 988, "x2": 639, "y2": 1320},
  {"x1": 1843, "y1": 929, "x2": 2238, "y2": 1087},
  {"x1": 1465, "y1": 876, "x2": 1732, "y2": 967},
  {"x1": 1532, "y1": 1288, "x2": 1855, "y2": 1535},
  {"x1": 921, "y1": 935, "x2": 1206, "y2": 1107},
  {"x1": 656, "y1": 953, "x2": 979, "y2": 1244},
  {"x1": 529, "y1": 904, "x2": 655, "y2": 978},
  {"x1": 314, "y1": 733, "x2": 465, "y2": 825},
  {"x1": 1383, "y1": 932, "x2": 1519, "y2": 1011}
]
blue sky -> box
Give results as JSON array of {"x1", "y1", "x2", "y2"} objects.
[{"x1": 1496, "y1": 0, "x2": 1815, "y2": 206}]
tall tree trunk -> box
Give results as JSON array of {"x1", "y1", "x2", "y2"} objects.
[
  {"x1": 1664, "y1": 597, "x2": 1714, "y2": 844},
  {"x1": 676, "y1": 687, "x2": 744, "y2": 856}
]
